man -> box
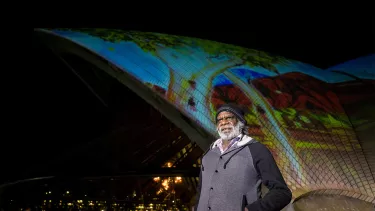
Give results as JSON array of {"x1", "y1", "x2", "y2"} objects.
[{"x1": 194, "y1": 104, "x2": 292, "y2": 211}]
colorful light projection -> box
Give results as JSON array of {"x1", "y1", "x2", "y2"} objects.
[{"x1": 41, "y1": 28, "x2": 375, "y2": 203}]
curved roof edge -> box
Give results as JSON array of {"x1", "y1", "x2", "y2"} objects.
[
  {"x1": 33, "y1": 28, "x2": 216, "y2": 151},
  {"x1": 325, "y1": 54, "x2": 375, "y2": 80},
  {"x1": 293, "y1": 189, "x2": 375, "y2": 205}
]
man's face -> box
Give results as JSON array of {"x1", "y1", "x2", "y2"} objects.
[{"x1": 216, "y1": 111, "x2": 241, "y2": 141}]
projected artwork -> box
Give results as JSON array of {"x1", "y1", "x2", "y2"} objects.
[{"x1": 40, "y1": 28, "x2": 375, "y2": 203}]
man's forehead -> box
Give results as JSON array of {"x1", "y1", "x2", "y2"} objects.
[{"x1": 217, "y1": 111, "x2": 234, "y2": 117}]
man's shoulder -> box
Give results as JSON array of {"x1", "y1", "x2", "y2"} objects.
[{"x1": 247, "y1": 141, "x2": 272, "y2": 155}]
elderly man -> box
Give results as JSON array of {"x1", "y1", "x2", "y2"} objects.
[{"x1": 194, "y1": 104, "x2": 292, "y2": 211}]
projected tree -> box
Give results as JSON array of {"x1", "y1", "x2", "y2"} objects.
[
  {"x1": 60, "y1": 28, "x2": 288, "y2": 123},
  {"x1": 53, "y1": 28, "x2": 303, "y2": 183}
]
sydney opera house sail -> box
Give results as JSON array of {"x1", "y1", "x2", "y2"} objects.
[{"x1": 33, "y1": 28, "x2": 375, "y2": 205}]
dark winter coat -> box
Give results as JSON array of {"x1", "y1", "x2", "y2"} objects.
[{"x1": 194, "y1": 134, "x2": 292, "y2": 211}]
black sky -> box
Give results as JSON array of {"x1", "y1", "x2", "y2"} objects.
[{"x1": 106, "y1": 5, "x2": 374, "y2": 69}]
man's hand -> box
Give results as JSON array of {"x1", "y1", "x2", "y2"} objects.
[{"x1": 244, "y1": 207, "x2": 249, "y2": 211}]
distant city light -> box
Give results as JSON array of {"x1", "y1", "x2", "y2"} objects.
[
  {"x1": 175, "y1": 177, "x2": 182, "y2": 183},
  {"x1": 153, "y1": 177, "x2": 160, "y2": 182}
]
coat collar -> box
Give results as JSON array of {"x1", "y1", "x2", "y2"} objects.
[{"x1": 211, "y1": 134, "x2": 253, "y2": 149}]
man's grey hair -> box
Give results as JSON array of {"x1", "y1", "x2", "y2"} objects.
[{"x1": 237, "y1": 120, "x2": 249, "y2": 135}]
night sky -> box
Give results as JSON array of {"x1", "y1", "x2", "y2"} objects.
[
  {"x1": 110, "y1": 5, "x2": 374, "y2": 69},
  {"x1": 5, "y1": 5, "x2": 375, "y2": 185}
]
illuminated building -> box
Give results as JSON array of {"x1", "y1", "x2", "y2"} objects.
[{"x1": 3, "y1": 28, "x2": 374, "y2": 210}]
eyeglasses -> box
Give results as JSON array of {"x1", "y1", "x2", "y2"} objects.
[{"x1": 216, "y1": 115, "x2": 236, "y2": 124}]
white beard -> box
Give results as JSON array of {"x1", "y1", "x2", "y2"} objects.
[{"x1": 217, "y1": 121, "x2": 244, "y2": 141}]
